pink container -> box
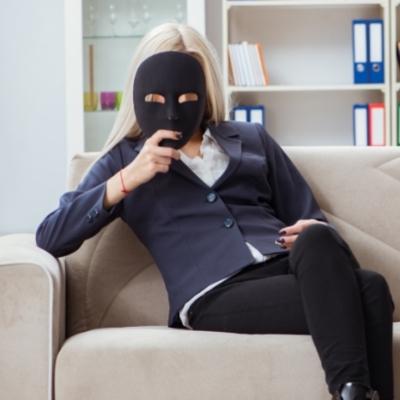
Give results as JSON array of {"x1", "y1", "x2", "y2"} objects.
[{"x1": 100, "y1": 91, "x2": 117, "y2": 110}]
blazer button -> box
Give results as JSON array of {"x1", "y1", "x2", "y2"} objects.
[
  {"x1": 224, "y1": 217, "x2": 234, "y2": 228},
  {"x1": 86, "y1": 214, "x2": 94, "y2": 224},
  {"x1": 206, "y1": 192, "x2": 217, "y2": 203},
  {"x1": 89, "y1": 208, "x2": 99, "y2": 219}
]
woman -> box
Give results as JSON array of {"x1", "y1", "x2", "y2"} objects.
[{"x1": 35, "y1": 22, "x2": 395, "y2": 400}]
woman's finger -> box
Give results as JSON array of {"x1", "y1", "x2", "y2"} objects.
[{"x1": 279, "y1": 234, "x2": 298, "y2": 248}]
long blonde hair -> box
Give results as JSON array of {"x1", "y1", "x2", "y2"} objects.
[{"x1": 81, "y1": 22, "x2": 226, "y2": 182}]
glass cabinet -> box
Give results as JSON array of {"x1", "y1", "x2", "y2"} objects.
[{"x1": 82, "y1": 0, "x2": 191, "y2": 151}]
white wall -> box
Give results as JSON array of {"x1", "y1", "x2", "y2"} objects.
[
  {"x1": 0, "y1": 0, "x2": 67, "y2": 235},
  {"x1": 206, "y1": 0, "x2": 222, "y2": 62},
  {"x1": 0, "y1": 0, "x2": 221, "y2": 236}
]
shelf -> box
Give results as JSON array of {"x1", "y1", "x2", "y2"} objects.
[
  {"x1": 84, "y1": 110, "x2": 119, "y2": 113},
  {"x1": 83, "y1": 34, "x2": 145, "y2": 39},
  {"x1": 226, "y1": 0, "x2": 386, "y2": 9},
  {"x1": 228, "y1": 84, "x2": 387, "y2": 92}
]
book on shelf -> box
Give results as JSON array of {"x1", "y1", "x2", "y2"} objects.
[
  {"x1": 353, "y1": 102, "x2": 385, "y2": 146},
  {"x1": 228, "y1": 42, "x2": 270, "y2": 86}
]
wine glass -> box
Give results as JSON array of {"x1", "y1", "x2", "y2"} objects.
[
  {"x1": 108, "y1": 2, "x2": 118, "y2": 36},
  {"x1": 127, "y1": 0, "x2": 141, "y2": 34},
  {"x1": 87, "y1": 0, "x2": 97, "y2": 37},
  {"x1": 175, "y1": 0, "x2": 185, "y2": 23},
  {"x1": 141, "y1": 1, "x2": 151, "y2": 27}
]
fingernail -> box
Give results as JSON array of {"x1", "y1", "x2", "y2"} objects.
[
  {"x1": 279, "y1": 230, "x2": 287, "y2": 235},
  {"x1": 176, "y1": 132, "x2": 182, "y2": 138},
  {"x1": 277, "y1": 238, "x2": 285, "y2": 243}
]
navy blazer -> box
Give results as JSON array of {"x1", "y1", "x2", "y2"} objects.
[{"x1": 36, "y1": 121, "x2": 331, "y2": 328}]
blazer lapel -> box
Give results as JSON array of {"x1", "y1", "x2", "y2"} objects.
[
  {"x1": 206, "y1": 122, "x2": 242, "y2": 189},
  {"x1": 132, "y1": 122, "x2": 242, "y2": 190}
]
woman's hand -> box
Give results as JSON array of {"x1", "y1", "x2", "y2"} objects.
[
  {"x1": 103, "y1": 130, "x2": 182, "y2": 210},
  {"x1": 275, "y1": 219, "x2": 329, "y2": 250},
  {"x1": 123, "y1": 129, "x2": 182, "y2": 189}
]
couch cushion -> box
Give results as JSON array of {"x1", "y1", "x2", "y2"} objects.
[{"x1": 55, "y1": 323, "x2": 400, "y2": 400}]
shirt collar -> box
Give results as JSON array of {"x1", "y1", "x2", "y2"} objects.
[{"x1": 178, "y1": 128, "x2": 214, "y2": 160}]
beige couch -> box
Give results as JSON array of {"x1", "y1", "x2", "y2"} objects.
[{"x1": 1, "y1": 145, "x2": 399, "y2": 400}]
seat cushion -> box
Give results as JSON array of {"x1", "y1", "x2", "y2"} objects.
[{"x1": 55, "y1": 322, "x2": 400, "y2": 400}]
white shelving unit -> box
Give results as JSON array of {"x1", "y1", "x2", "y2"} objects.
[
  {"x1": 390, "y1": 0, "x2": 400, "y2": 145},
  {"x1": 222, "y1": 0, "x2": 393, "y2": 146}
]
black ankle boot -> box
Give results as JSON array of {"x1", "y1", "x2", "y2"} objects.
[{"x1": 331, "y1": 382, "x2": 380, "y2": 400}]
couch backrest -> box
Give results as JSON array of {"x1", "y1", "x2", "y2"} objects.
[{"x1": 63, "y1": 146, "x2": 400, "y2": 337}]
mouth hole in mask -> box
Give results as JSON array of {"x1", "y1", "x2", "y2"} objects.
[
  {"x1": 178, "y1": 92, "x2": 198, "y2": 103},
  {"x1": 144, "y1": 93, "x2": 165, "y2": 104}
]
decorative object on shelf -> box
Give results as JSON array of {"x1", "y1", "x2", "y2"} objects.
[
  {"x1": 228, "y1": 41, "x2": 269, "y2": 86},
  {"x1": 100, "y1": 91, "x2": 117, "y2": 110},
  {"x1": 352, "y1": 18, "x2": 384, "y2": 84},
  {"x1": 116, "y1": 91, "x2": 123, "y2": 110},
  {"x1": 84, "y1": 92, "x2": 98, "y2": 111},
  {"x1": 84, "y1": 44, "x2": 98, "y2": 111}
]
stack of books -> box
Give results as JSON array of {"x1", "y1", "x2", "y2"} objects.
[{"x1": 228, "y1": 41, "x2": 270, "y2": 86}]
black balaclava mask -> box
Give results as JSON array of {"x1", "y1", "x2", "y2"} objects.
[{"x1": 133, "y1": 51, "x2": 207, "y2": 149}]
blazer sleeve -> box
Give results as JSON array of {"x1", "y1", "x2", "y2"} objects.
[
  {"x1": 255, "y1": 123, "x2": 336, "y2": 229},
  {"x1": 35, "y1": 143, "x2": 124, "y2": 258}
]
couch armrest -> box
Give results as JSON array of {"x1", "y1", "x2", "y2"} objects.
[{"x1": 0, "y1": 233, "x2": 65, "y2": 400}]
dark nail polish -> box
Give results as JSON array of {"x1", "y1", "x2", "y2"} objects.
[
  {"x1": 280, "y1": 230, "x2": 287, "y2": 235},
  {"x1": 277, "y1": 238, "x2": 284, "y2": 243}
]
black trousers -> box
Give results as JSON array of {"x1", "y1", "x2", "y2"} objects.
[{"x1": 187, "y1": 224, "x2": 395, "y2": 399}]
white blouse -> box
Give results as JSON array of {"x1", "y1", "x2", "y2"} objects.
[{"x1": 177, "y1": 127, "x2": 278, "y2": 329}]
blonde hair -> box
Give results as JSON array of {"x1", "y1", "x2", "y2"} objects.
[{"x1": 81, "y1": 22, "x2": 226, "y2": 182}]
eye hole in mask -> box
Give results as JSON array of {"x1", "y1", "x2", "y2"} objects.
[
  {"x1": 144, "y1": 93, "x2": 165, "y2": 103},
  {"x1": 178, "y1": 92, "x2": 198, "y2": 103},
  {"x1": 144, "y1": 92, "x2": 199, "y2": 104}
]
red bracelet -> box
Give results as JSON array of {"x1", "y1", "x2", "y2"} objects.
[{"x1": 119, "y1": 169, "x2": 130, "y2": 194}]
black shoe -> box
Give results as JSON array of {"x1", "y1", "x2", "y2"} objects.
[{"x1": 331, "y1": 382, "x2": 380, "y2": 400}]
